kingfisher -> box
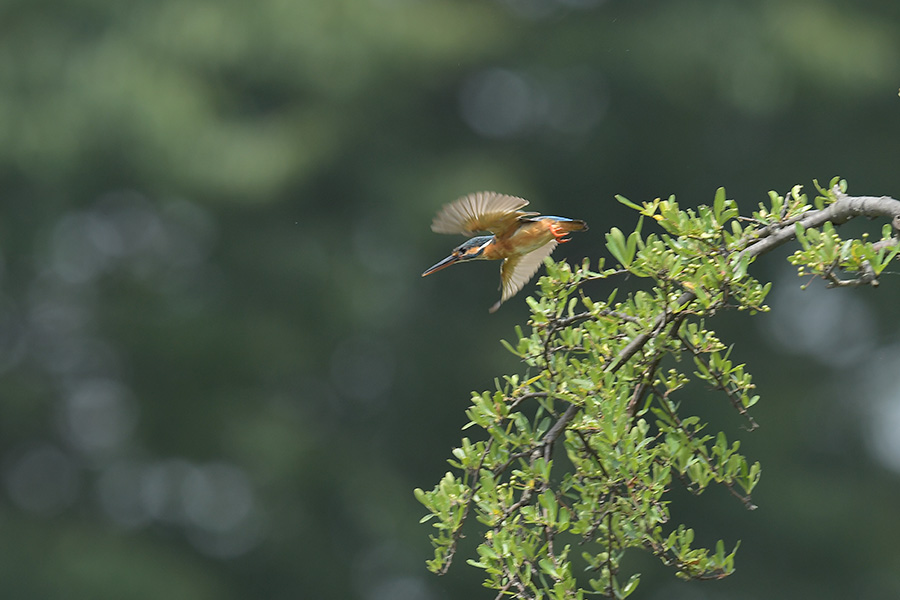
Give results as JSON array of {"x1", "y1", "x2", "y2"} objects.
[{"x1": 422, "y1": 191, "x2": 588, "y2": 312}]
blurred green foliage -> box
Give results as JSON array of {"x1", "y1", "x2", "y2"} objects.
[{"x1": 0, "y1": 0, "x2": 899, "y2": 598}]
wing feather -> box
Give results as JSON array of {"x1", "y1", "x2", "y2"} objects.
[
  {"x1": 431, "y1": 191, "x2": 530, "y2": 235},
  {"x1": 489, "y1": 240, "x2": 558, "y2": 313}
]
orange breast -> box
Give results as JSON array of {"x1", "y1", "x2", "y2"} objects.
[{"x1": 483, "y1": 221, "x2": 555, "y2": 260}]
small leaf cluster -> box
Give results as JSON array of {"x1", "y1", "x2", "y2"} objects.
[
  {"x1": 787, "y1": 181, "x2": 900, "y2": 287},
  {"x1": 608, "y1": 186, "x2": 777, "y2": 313},
  {"x1": 416, "y1": 180, "x2": 898, "y2": 599}
]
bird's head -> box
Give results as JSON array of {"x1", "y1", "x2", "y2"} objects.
[{"x1": 421, "y1": 235, "x2": 493, "y2": 277}]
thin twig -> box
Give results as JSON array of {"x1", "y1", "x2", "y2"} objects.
[{"x1": 679, "y1": 335, "x2": 759, "y2": 430}]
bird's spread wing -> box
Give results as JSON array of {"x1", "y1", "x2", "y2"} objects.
[
  {"x1": 490, "y1": 240, "x2": 558, "y2": 313},
  {"x1": 431, "y1": 191, "x2": 532, "y2": 236}
]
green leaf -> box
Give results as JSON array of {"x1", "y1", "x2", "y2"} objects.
[
  {"x1": 616, "y1": 195, "x2": 642, "y2": 211},
  {"x1": 620, "y1": 574, "x2": 641, "y2": 598},
  {"x1": 713, "y1": 187, "x2": 726, "y2": 225},
  {"x1": 606, "y1": 227, "x2": 632, "y2": 267},
  {"x1": 500, "y1": 337, "x2": 522, "y2": 357}
]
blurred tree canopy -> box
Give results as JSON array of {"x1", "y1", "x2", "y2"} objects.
[{"x1": 0, "y1": 0, "x2": 899, "y2": 599}]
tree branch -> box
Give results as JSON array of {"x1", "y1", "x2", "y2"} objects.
[{"x1": 742, "y1": 190, "x2": 900, "y2": 260}]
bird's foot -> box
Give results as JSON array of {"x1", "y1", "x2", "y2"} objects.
[{"x1": 550, "y1": 224, "x2": 572, "y2": 243}]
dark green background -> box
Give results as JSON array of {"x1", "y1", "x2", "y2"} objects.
[{"x1": 1, "y1": 0, "x2": 899, "y2": 598}]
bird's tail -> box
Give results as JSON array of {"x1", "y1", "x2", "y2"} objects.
[{"x1": 552, "y1": 218, "x2": 588, "y2": 233}]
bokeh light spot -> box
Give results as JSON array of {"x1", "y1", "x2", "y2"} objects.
[
  {"x1": 4, "y1": 443, "x2": 80, "y2": 515},
  {"x1": 763, "y1": 270, "x2": 875, "y2": 367},
  {"x1": 57, "y1": 378, "x2": 139, "y2": 457}
]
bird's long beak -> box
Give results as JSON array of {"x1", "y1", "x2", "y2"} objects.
[{"x1": 421, "y1": 254, "x2": 459, "y2": 277}]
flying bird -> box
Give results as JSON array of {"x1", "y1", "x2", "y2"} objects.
[{"x1": 422, "y1": 192, "x2": 587, "y2": 312}]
